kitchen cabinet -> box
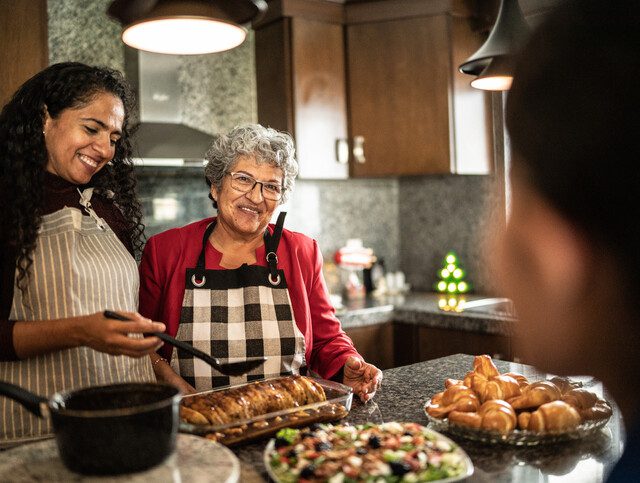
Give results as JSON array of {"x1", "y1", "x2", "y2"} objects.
[
  {"x1": 344, "y1": 322, "x2": 394, "y2": 370},
  {"x1": 0, "y1": 0, "x2": 48, "y2": 106},
  {"x1": 393, "y1": 322, "x2": 512, "y2": 366},
  {"x1": 345, "y1": 5, "x2": 494, "y2": 176},
  {"x1": 417, "y1": 326, "x2": 511, "y2": 362},
  {"x1": 255, "y1": 7, "x2": 349, "y2": 179}
]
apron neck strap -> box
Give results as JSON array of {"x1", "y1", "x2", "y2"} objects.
[
  {"x1": 196, "y1": 212, "x2": 287, "y2": 273},
  {"x1": 264, "y1": 212, "x2": 286, "y2": 284}
]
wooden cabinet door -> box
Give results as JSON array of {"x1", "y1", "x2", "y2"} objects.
[
  {"x1": 418, "y1": 326, "x2": 511, "y2": 362},
  {"x1": 255, "y1": 18, "x2": 349, "y2": 179},
  {"x1": 344, "y1": 323, "x2": 394, "y2": 370},
  {"x1": 346, "y1": 15, "x2": 452, "y2": 176},
  {"x1": 0, "y1": 0, "x2": 48, "y2": 106}
]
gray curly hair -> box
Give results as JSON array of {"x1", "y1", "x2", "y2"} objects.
[{"x1": 204, "y1": 124, "x2": 298, "y2": 208}]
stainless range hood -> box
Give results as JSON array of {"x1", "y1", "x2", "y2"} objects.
[{"x1": 125, "y1": 48, "x2": 213, "y2": 166}]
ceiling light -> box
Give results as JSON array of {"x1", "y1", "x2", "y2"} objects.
[
  {"x1": 108, "y1": 0, "x2": 267, "y2": 55},
  {"x1": 459, "y1": 0, "x2": 529, "y2": 89},
  {"x1": 470, "y1": 56, "x2": 514, "y2": 91}
]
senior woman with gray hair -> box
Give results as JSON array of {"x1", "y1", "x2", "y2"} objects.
[{"x1": 138, "y1": 124, "x2": 382, "y2": 400}]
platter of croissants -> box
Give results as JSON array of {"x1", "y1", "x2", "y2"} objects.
[{"x1": 424, "y1": 355, "x2": 612, "y2": 446}]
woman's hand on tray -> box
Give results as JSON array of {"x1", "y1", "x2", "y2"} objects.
[{"x1": 343, "y1": 356, "x2": 383, "y2": 402}]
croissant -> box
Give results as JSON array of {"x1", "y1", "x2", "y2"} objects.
[
  {"x1": 562, "y1": 389, "x2": 613, "y2": 421},
  {"x1": 517, "y1": 411, "x2": 531, "y2": 430},
  {"x1": 473, "y1": 355, "x2": 500, "y2": 379},
  {"x1": 463, "y1": 371, "x2": 489, "y2": 397},
  {"x1": 449, "y1": 400, "x2": 517, "y2": 435},
  {"x1": 503, "y1": 372, "x2": 529, "y2": 389},
  {"x1": 479, "y1": 374, "x2": 522, "y2": 403},
  {"x1": 548, "y1": 376, "x2": 581, "y2": 395},
  {"x1": 507, "y1": 381, "x2": 561, "y2": 410},
  {"x1": 525, "y1": 401, "x2": 581, "y2": 432},
  {"x1": 426, "y1": 384, "x2": 480, "y2": 418},
  {"x1": 444, "y1": 378, "x2": 463, "y2": 389}
]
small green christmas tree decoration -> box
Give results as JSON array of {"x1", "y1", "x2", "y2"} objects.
[{"x1": 434, "y1": 251, "x2": 471, "y2": 294}]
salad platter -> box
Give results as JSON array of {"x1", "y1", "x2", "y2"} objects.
[{"x1": 264, "y1": 421, "x2": 473, "y2": 482}]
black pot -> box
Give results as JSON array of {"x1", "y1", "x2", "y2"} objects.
[{"x1": 0, "y1": 381, "x2": 180, "y2": 475}]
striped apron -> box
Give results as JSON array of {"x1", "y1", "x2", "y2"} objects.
[
  {"x1": 171, "y1": 212, "x2": 306, "y2": 390},
  {"x1": 0, "y1": 188, "x2": 155, "y2": 445}
]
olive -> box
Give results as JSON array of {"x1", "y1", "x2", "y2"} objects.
[
  {"x1": 314, "y1": 441, "x2": 332, "y2": 451},
  {"x1": 368, "y1": 435, "x2": 381, "y2": 449},
  {"x1": 389, "y1": 461, "x2": 412, "y2": 476},
  {"x1": 274, "y1": 437, "x2": 290, "y2": 448},
  {"x1": 300, "y1": 464, "x2": 316, "y2": 479},
  {"x1": 300, "y1": 431, "x2": 314, "y2": 439},
  {"x1": 356, "y1": 447, "x2": 368, "y2": 455},
  {"x1": 310, "y1": 423, "x2": 324, "y2": 431},
  {"x1": 286, "y1": 449, "x2": 297, "y2": 458}
]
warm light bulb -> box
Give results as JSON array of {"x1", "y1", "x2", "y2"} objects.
[
  {"x1": 122, "y1": 18, "x2": 247, "y2": 55},
  {"x1": 441, "y1": 269, "x2": 450, "y2": 278},
  {"x1": 448, "y1": 298, "x2": 457, "y2": 307},
  {"x1": 458, "y1": 281, "x2": 468, "y2": 292},
  {"x1": 470, "y1": 75, "x2": 513, "y2": 91},
  {"x1": 438, "y1": 298, "x2": 447, "y2": 309},
  {"x1": 446, "y1": 254, "x2": 456, "y2": 264},
  {"x1": 448, "y1": 283, "x2": 457, "y2": 293},
  {"x1": 447, "y1": 264, "x2": 456, "y2": 273},
  {"x1": 453, "y1": 268, "x2": 463, "y2": 279},
  {"x1": 437, "y1": 281, "x2": 447, "y2": 292}
]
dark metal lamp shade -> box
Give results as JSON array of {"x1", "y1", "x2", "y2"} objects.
[
  {"x1": 107, "y1": 0, "x2": 268, "y2": 55},
  {"x1": 459, "y1": 0, "x2": 529, "y2": 78}
]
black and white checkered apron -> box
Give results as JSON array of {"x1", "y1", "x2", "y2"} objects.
[{"x1": 170, "y1": 212, "x2": 306, "y2": 389}]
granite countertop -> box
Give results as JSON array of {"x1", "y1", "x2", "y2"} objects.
[
  {"x1": 234, "y1": 353, "x2": 623, "y2": 482},
  {"x1": 337, "y1": 292, "x2": 517, "y2": 336}
]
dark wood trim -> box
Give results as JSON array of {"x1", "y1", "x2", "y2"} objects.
[
  {"x1": 255, "y1": 18, "x2": 295, "y2": 134},
  {"x1": 344, "y1": 0, "x2": 473, "y2": 25},
  {"x1": 256, "y1": 0, "x2": 344, "y2": 28}
]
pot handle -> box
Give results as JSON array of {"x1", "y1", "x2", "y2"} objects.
[{"x1": 0, "y1": 381, "x2": 49, "y2": 417}]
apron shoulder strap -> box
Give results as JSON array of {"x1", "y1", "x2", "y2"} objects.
[
  {"x1": 196, "y1": 221, "x2": 217, "y2": 270},
  {"x1": 264, "y1": 212, "x2": 286, "y2": 285}
]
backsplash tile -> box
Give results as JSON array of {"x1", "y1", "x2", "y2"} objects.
[{"x1": 397, "y1": 175, "x2": 495, "y2": 294}]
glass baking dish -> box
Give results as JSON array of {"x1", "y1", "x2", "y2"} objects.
[{"x1": 178, "y1": 377, "x2": 353, "y2": 446}]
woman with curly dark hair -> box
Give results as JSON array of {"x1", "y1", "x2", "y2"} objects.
[{"x1": 0, "y1": 62, "x2": 165, "y2": 445}]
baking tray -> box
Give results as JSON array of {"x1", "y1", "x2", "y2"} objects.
[{"x1": 178, "y1": 377, "x2": 353, "y2": 446}]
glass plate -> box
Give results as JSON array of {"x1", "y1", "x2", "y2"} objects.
[
  {"x1": 424, "y1": 399, "x2": 611, "y2": 446},
  {"x1": 264, "y1": 423, "x2": 474, "y2": 483},
  {"x1": 179, "y1": 376, "x2": 352, "y2": 446}
]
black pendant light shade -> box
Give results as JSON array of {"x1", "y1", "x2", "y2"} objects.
[
  {"x1": 459, "y1": 0, "x2": 529, "y2": 76},
  {"x1": 108, "y1": 0, "x2": 268, "y2": 55}
]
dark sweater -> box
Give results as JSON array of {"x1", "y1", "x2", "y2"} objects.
[{"x1": 0, "y1": 172, "x2": 134, "y2": 361}]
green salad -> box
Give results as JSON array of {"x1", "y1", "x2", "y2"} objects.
[{"x1": 267, "y1": 421, "x2": 470, "y2": 483}]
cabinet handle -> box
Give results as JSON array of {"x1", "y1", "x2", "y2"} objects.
[
  {"x1": 335, "y1": 138, "x2": 349, "y2": 164},
  {"x1": 353, "y1": 136, "x2": 366, "y2": 164}
]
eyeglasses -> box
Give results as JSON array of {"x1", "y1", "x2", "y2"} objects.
[{"x1": 227, "y1": 172, "x2": 283, "y2": 201}]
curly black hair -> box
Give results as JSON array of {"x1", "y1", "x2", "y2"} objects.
[{"x1": 0, "y1": 62, "x2": 145, "y2": 292}]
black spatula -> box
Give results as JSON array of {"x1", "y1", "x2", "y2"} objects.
[{"x1": 104, "y1": 310, "x2": 266, "y2": 376}]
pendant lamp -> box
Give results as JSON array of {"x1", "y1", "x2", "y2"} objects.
[
  {"x1": 459, "y1": 0, "x2": 529, "y2": 90},
  {"x1": 107, "y1": 0, "x2": 268, "y2": 55}
]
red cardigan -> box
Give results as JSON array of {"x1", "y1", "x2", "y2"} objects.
[{"x1": 138, "y1": 217, "x2": 360, "y2": 379}]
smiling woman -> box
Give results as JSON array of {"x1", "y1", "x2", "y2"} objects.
[
  {"x1": 139, "y1": 124, "x2": 383, "y2": 401},
  {"x1": 0, "y1": 62, "x2": 165, "y2": 446}
]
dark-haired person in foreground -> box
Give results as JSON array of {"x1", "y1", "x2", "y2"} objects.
[
  {"x1": 492, "y1": 1, "x2": 640, "y2": 480},
  {"x1": 0, "y1": 62, "x2": 165, "y2": 446}
]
